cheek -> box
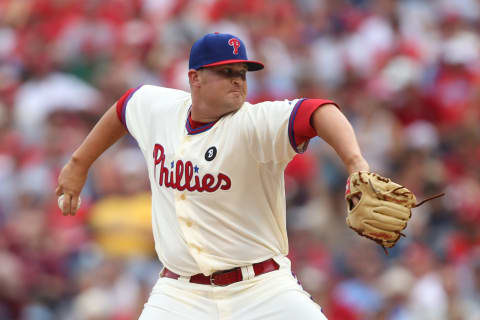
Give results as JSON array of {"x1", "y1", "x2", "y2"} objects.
[
  {"x1": 203, "y1": 77, "x2": 228, "y2": 91},
  {"x1": 200, "y1": 79, "x2": 220, "y2": 95}
]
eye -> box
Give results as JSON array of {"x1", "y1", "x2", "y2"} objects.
[{"x1": 214, "y1": 68, "x2": 247, "y2": 79}]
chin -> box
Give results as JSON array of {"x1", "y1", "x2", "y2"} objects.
[
  {"x1": 224, "y1": 98, "x2": 243, "y2": 111},
  {"x1": 231, "y1": 101, "x2": 244, "y2": 112}
]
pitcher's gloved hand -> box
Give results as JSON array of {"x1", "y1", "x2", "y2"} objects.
[{"x1": 345, "y1": 171, "x2": 444, "y2": 253}]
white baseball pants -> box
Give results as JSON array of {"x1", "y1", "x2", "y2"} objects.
[{"x1": 138, "y1": 256, "x2": 327, "y2": 320}]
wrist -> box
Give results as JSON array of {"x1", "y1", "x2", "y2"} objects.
[
  {"x1": 70, "y1": 153, "x2": 92, "y2": 173},
  {"x1": 346, "y1": 155, "x2": 369, "y2": 174}
]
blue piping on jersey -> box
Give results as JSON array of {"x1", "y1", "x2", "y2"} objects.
[
  {"x1": 185, "y1": 107, "x2": 217, "y2": 135},
  {"x1": 288, "y1": 98, "x2": 306, "y2": 154},
  {"x1": 122, "y1": 85, "x2": 143, "y2": 131}
]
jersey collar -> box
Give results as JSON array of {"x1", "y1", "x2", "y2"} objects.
[{"x1": 185, "y1": 107, "x2": 218, "y2": 135}]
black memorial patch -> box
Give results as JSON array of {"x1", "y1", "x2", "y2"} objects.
[{"x1": 205, "y1": 146, "x2": 217, "y2": 161}]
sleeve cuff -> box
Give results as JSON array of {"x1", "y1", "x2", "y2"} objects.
[
  {"x1": 115, "y1": 86, "x2": 142, "y2": 132},
  {"x1": 288, "y1": 98, "x2": 338, "y2": 153}
]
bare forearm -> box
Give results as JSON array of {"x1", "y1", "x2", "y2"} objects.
[
  {"x1": 71, "y1": 104, "x2": 127, "y2": 170},
  {"x1": 56, "y1": 103, "x2": 127, "y2": 215},
  {"x1": 312, "y1": 104, "x2": 369, "y2": 173}
]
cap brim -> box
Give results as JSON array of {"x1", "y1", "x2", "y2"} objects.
[{"x1": 200, "y1": 59, "x2": 264, "y2": 71}]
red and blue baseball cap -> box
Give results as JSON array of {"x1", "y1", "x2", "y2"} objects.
[{"x1": 189, "y1": 33, "x2": 264, "y2": 71}]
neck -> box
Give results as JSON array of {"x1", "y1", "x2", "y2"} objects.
[
  {"x1": 190, "y1": 107, "x2": 219, "y2": 123},
  {"x1": 190, "y1": 97, "x2": 223, "y2": 122}
]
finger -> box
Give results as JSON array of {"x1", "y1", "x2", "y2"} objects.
[
  {"x1": 55, "y1": 186, "x2": 62, "y2": 196},
  {"x1": 61, "y1": 196, "x2": 68, "y2": 216},
  {"x1": 375, "y1": 204, "x2": 411, "y2": 220},
  {"x1": 371, "y1": 211, "x2": 408, "y2": 228},
  {"x1": 57, "y1": 194, "x2": 67, "y2": 216},
  {"x1": 352, "y1": 194, "x2": 361, "y2": 206},
  {"x1": 365, "y1": 217, "x2": 407, "y2": 232},
  {"x1": 346, "y1": 192, "x2": 362, "y2": 210},
  {"x1": 63, "y1": 194, "x2": 72, "y2": 216},
  {"x1": 363, "y1": 223, "x2": 399, "y2": 242},
  {"x1": 70, "y1": 196, "x2": 79, "y2": 216},
  {"x1": 60, "y1": 194, "x2": 67, "y2": 216}
]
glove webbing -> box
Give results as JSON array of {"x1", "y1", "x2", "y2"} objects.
[{"x1": 367, "y1": 179, "x2": 445, "y2": 254}]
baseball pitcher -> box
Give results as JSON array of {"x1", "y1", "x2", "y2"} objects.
[{"x1": 56, "y1": 33, "x2": 432, "y2": 319}]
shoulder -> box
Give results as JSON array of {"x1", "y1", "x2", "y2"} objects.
[
  {"x1": 136, "y1": 85, "x2": 191, "y2": 101},
  {"x1": 238, "y1": 99, "x2": 303, "y2": 117},
  {"x1": 226, "y1": 99, "x2": 302, "y2": 129},
  {"x1": 249, "y1": 99, "x2": 303, "y2": 109}
]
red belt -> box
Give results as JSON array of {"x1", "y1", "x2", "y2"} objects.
[{"x1": 160, "y1": 258, "x2": 279, "y2": 286}]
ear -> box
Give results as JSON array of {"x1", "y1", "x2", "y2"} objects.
[{"x1": 188, "y1": 69, "x2": 201, "y2": 88}]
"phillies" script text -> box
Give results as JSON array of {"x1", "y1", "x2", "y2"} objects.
[{"x1": 153, "y1": 143, "x2": 231, "y2": 192}]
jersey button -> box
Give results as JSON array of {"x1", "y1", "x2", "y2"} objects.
[
  {"x1": 188, "y1": 243, "x2": 203, "y2": 253},
  {"x1": 179, "y1": 217, "x2": 193, "y2": 227},
  {"x1": 180, "y1": 194, "x2": 186, "y2": 200}
]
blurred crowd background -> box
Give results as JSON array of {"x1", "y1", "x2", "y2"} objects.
[{"x1": 0, "y1": 0, "x2": 480, "y2": 319}]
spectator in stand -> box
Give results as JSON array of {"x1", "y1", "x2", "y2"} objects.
[
  {"x1": 87, "y1": 148, "x2": 154, "y2": 260},
  {"x1": 0, "y1": 0, "x2": 479, "y2": 318}
]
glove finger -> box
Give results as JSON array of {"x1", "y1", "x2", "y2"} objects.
[
  {"x1": 382, "y1": 240, "x2": 397, "y2": 248},
  {"x1": 363, "y1": 223, "x2": 399, "y2": 242},
  {"x1": 365, "y1": 217, "x2": 406, "y2": 232},
  {"x1": 375, "y1": 204, "x2": 411, "y2": 221}
]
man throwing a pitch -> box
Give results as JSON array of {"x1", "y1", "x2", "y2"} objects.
[{"x1": 57, "y1": 33, "x2": 422, "y2": 319}]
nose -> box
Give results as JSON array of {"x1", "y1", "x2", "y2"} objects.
[{"x1": 231, "y1": 76, "x2": 243, "y2": 86}]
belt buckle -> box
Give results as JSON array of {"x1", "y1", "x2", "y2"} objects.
[
  {"x1": 209, "y1": 271, "x2": 230, "y2": 287},
  {"x1": 209, "y1": 273, "x2": 217, "y2": 286}
]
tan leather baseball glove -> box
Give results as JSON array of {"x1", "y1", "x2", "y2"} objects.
[{"x1": 345, "y1": 171, "x2": 444, "y2": 253}]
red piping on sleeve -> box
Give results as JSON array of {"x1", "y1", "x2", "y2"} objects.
[{"x1": 116, "y1": 88, "x2": 135, "y2": 128}]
